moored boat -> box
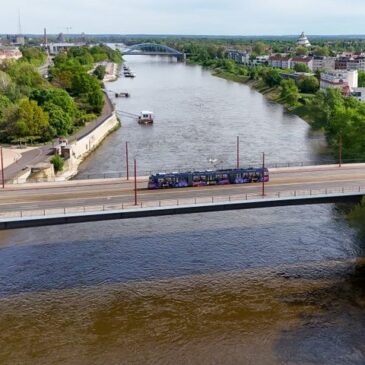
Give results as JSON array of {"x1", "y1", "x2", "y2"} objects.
[{"x1": 138, "y1": 111, "x2": 154, "y2": 124}]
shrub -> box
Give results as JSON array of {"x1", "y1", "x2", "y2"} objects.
[{"x1": 50, "y1": 154, "x2": 64, "y2": 173}]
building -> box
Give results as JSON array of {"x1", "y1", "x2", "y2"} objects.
[
  {"x1": 225, "y1": 49, "x2": 250, "y2": 64},
  {"x1": 46, "y1": 42, "x2": 86, "y2": 55},
  {"x1": 351, "y1": 88, "x2": 365, "y2": 101},
  {"x1": 313, "y1": 56, "x2": 336, "y2": 71},
  {"x1": 297, "y1": 32, "x2": 311, "y2": 47},
  {"x1": 0, "y1": 46, "x2": 22, "y2": 63},
  {"x1": 251, "y1": 55, "x2": 269, "y2": 66},
  {"x1": 347, "y1": 57, "x2": 365, "y2": 72},
  {"x1": 320, "y1": 70, "x2": 358, "y2": 95},
  {"x1": 268, "y1": 55, "x2": 292, "y2": 69},
  {"x1": 335, "y1": 57, "x2": 350, "y2": 70},
  {"x1": 291, "y1": 57, "x2": 314, "y2": 71}
]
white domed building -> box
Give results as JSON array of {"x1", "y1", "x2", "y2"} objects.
[{"x1": 297, "y1": 32, "x2": 311, "y2": 47}]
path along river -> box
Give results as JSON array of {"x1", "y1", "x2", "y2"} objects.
[{"x1": 0, "y1": 56, "x2": 364, "y2": 365}]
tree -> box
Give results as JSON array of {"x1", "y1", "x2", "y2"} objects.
[
  {"x1": 0, "y1": 95, "x2": 12, "y2": 122},
  {"x1": 43, "y1": 102, "x2": 73, "y2": 136},
  {"x1": 0, "y1": 70, "x2": 12, "y2": 92},
  {"x1": 30, "y1": 88, "x2": 77, "y2": 118},
  {"x1": 314, "y1": 46, "x2": 330, "y2": 57},
  {"x1": 263, "y1": 68, "x2": 281, "y2": 87},
  {"x1": 7, "y1": 63, "x2": 45, "y2": 90},
  {"x1": 20, "y1": 47, "x2": 47, "y2": 66},
  {"x1": 358, "y1": 71, "x2": 365, "y2": 87},
  {"x1": 2, "y1": 99, "x2": 49, "y2": 142},
  {"x1": 87, "y1": 89, "x2": 104, "y2": 114},
  {"x1": 295, "y1": 46, "x2": 309, "y2": 56},
  {"x1": 294, "y1": 63, "x2": 311, "y2": 73},
  {"x1": 280, "y1": 79, "x2": 300, "y2": 105},
  {"x1": 298, "y1": 76, "x2": 319, "y2": 93},
  {"x1": 253, "y1": 42, "x2": 266, "y2": 55},
  {"x1": 93, "y1": 65, "x2": 106, "y2": 80}
]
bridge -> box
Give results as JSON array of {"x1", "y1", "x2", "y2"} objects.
[
  {"x1": 0, "y1": 163, "x2": 364, "y2": 230},
  {"x1": 120, "y1": 43, "x2": 186, "y2": 61}
]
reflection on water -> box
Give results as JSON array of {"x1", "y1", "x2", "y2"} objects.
[{"x1": 0, "y1": 57, "x2": 364, "y2": 364}]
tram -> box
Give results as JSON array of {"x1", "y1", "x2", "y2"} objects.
[{"x1": 148, "y1": 167, "x2": 269, "y2": 189}]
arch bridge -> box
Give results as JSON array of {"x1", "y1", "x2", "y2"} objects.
[{"x1": 121, "y1": 43, "x2": 185, "y2": 60}]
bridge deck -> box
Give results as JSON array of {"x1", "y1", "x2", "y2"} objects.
[{"x1": 0, "y1": 163, "x2": 364, "y2": 229}]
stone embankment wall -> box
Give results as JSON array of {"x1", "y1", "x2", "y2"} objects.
[{"x1": 60, "y1": 112, "x2": 119, "y2": 180}]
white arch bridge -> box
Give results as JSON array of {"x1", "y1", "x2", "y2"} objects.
[{"x1": 120, "y1": 43, "x2": 186, "y2": 60}]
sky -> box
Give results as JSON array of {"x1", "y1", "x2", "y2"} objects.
[{"x1": 1, "y1": 0, "x2": 365, "y2": 36}]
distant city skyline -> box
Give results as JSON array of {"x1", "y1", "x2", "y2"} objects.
[{"x1": 1, "y1": 0, "x2": 365, "y2": 36}]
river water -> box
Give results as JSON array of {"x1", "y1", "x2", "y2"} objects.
[{"x1": 0, "y1": 56, "x2": 364, "y2": 365}]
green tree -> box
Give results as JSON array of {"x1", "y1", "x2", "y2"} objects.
[
  {"x1": 7, "y1": 63, "x2": 45, "y2": 90},
  {"x1": 314, "y1": 46, "x2": 330, "y2": 57},
  {"x1": 0, "y1": 70, "x2": 12, "y2": 92},
  {"x1": 298, "y1": 76, "x2": 319, "y2": 93},
  {"x1": 293, "y1": 63, "x2": 311, "y2": 73},
  {"x1": 295, "y1": 46, "x2": 309, "y2": 56},
  {"x1": 253, "y1": 42, "x2": 266, "y2": 55},
  {"x1": 43, "y1": 102, "x2": 73, "y2": 136},
  {"x1": 30, "y1": 88, "x2": 77, "y2": 118},
  {"x1": 263, "y1": 68, "x2": 281, "y2": 87},
  {"x1": 0, "y1": 95, "x2": 12, "y2": 122},
  {"x1": 280, "y1": 79, "x2": 300, "y2": 105},
  {"x1": 2, "y1": 99, "x2": 49, "y2": 142},
  {"x1": 20, "y1": 47, "x2": 47, "y2": 66},
  {"x1": 358, "y1": 71, "x2": 365, "y2": 87},
  {"x1": 93, "y1": 65, "x2": 106, "y2": 80}
]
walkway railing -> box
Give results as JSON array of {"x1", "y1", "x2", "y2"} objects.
[{"x1": 1, "y1": 185, "x2": 363, "y2": 220}]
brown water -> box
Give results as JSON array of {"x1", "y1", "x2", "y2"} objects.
[{"x1": 0, "y1": 56, "x2": 364, "y2": 364}]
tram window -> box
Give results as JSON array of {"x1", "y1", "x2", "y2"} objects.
[
  {"x1": 223, "y1": 174, "x2": 228, "y2": 179},
  {"x1": 200, "y1": 175, "x2": 207, "y2": 181},
  {"x1": 193, "y1": 176, "x2": 200, "y2": 182}
]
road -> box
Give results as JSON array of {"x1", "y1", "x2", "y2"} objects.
[
  {"x1": 0, "y1": 163, "x2": 364, "y2": 217},
  {"x1": 3, "y1": 95, "x2": 114, "y2": 180}
]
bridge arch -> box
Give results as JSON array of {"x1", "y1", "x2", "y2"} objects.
[{"x1": 121, "y1": 43, "x2": 185, "y2": 60}]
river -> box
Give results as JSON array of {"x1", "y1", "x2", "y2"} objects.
[{"x1": 0, "y1": 56, "x2": 364, "y2": 365}]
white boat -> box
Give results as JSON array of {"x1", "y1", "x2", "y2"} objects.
[{"x1": 138, "y1": 111, "x2": 154, "y2": 124}]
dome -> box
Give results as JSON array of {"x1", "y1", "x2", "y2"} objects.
[{"x1": 297, "y1": 32, "x2": 311, "y2": 47}]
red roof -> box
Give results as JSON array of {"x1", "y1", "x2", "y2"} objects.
[
  {"x1": 269, "y1": 55, "x2": 291, "y2": 61},
  {"x1": 292, "y1": 57, "x2": 312, "y2": 63}
]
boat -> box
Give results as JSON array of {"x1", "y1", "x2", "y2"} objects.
[
  {"x1": 124, "y1": 72, "x2": 136, "y2": 78},
  {"x1": 115, "y1": 92, "x2": 130, "y2": 98},
  {"x1": 138, "y1": 111, "x2": 154, "y2": 124}
]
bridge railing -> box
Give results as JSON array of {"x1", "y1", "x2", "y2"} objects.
[
  {"x1": 6, "y1": 158, "x2": 364, "y2": 184},
  {"x1": 1, "y1": 185, "x2": 364, "y2": 220}
]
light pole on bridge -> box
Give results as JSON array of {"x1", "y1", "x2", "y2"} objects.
[
  {"x1": 134, "y1": 158, "x2": 138, "y2": 206},
  {"x1": 125, "y1": 141, "x2": 129, "y2": 180},
  {"x1": 262, "y1": 152, "x2": 265, "y2": 197},
  {"x1": 339, "y1": 134, "x2": 342, "y2": 168},
  {"x1": 0, "y1": 146, "x2": 4, "y2": 189},
  {"x1": 237, "y1": 136, "x2": 240, "y2": 169}
]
